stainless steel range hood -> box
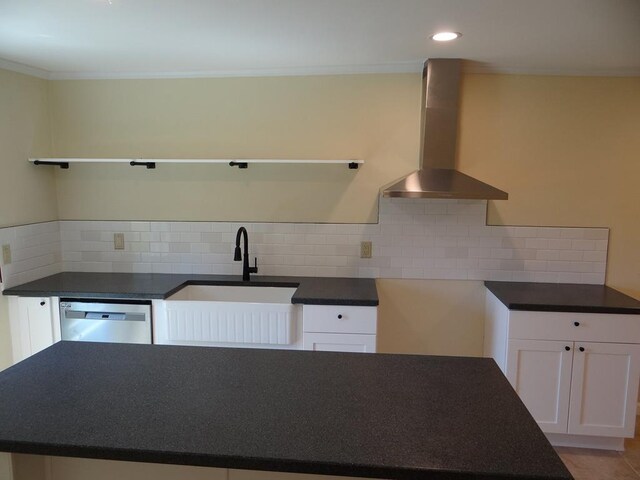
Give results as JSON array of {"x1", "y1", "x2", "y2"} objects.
[{"x1": 382, "y1": 59, "x2": 508, "y2": 200}]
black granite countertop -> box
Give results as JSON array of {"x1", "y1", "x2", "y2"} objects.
[
  {"x1": 2, "y1": 272, "x2": 378, "y2": 306},
  {"x1": 0, "y1": 342, "x2": 571, "y2": 480},
  {"x1": 485, "y1": 281, "x2": 640, "y2": 314}
]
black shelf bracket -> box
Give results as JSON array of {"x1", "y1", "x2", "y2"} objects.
[
  {"x1": 130, "y1": 161, "x2": 156, "y2": 169},
  {"x1": 348, "y1": 162, "x2": 359, "y2": 170},
  {"x1": 229, "y1": 161, "x2": 249, "y2": 169},
  {"x1": 33, "y1": 160, "x2": 69, "y2": 169}
]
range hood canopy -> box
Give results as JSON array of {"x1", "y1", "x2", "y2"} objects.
[{"x1": 382, "y1": 59, "x2": 508, "y2": 200}]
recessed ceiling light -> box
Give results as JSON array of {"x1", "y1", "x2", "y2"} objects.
[{"x1": 430, "y1": 32, "x2": 462, "y2": 42}]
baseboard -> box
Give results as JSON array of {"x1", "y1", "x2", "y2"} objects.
[{"x1": 546, "y1": 433, "x2": 625, "y2": 451}]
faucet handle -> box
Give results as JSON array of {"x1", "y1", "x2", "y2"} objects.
[{"x1": 250, "y1": 257, "x2": 258, "y2": 274}]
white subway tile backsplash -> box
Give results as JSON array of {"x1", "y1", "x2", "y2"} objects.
[
  {"x1": 0, "y1": 222, "x2": 62, "y2": 288},
  {"x1": 583, "y1": 250, "x2": 607, "y2": 262},
  {"x1": 548, "y1": 238, "x2": 574, "y2": 250},
  {"x1": 557, "y1": 250, "x2": 583, "y2": 262},
  {"x1": 581, "y1": 273, "x2": 605, "y2": 283},
  {"x1": 584, "y1": 229, "x2": 609, "y2": 240},
  {"x1": 572, "y1": 239, "x2": 597, "y2": 251},
  {"x1": 0, "y1": 199, "x2": 609, "y2": 287},
  {"x1": 561, "y1": 228, "x2": 586, "y2": 239}
]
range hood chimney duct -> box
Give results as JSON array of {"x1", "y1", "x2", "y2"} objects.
[{"x1": 382, "y1": 59, "x2": 508, "y2": 200}]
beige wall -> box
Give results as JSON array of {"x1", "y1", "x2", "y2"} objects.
[
  {"x1": 49, "y1": 74, "x2": 421, "y2": 223},
  {"x1": 0, "y1": 69, "x2": 56, "y2": 228},
  {"x1": 0, "y1": 69, "x2": 57, "y2": 372},
  {"x1": 376, "y1": 279, "x2": 486, "y2": 355},
  {"x1": 458, "y1": 74, "x2": 640, "y2": 298}
]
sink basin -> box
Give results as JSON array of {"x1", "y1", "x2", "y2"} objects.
[
  {"x1": 154, "y1": 284, "x2": 300, "y2": 347},
  {"x1": 168, "y1": 285, "x2": 297, "y2": 304}
]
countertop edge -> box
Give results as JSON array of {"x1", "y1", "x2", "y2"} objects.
[
  {"x1": 484, "y1": 281, "x2": 640, "y2": 315},
  {"x1": 0, "y1": 440, "x2": 562, "y2": 480},
  {"x1": 291, "y1": 298, "x2": 379, "y2": 307},
  {"x1": 2, "y1": 274, "x2": 379, "y2": 307},
  {"x1": 498, "y1": 303, "x2": 640, "y2": 315}
]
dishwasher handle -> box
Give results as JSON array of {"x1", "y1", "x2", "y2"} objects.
[
  {"x1": 63, "y1": 310, "x2": 146, "y2": 322},
  {"x1": 85, "y1": 312, "x2": 127, "y2": 321}
]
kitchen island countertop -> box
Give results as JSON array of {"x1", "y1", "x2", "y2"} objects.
[
  {"x1": 0, "y1": 341, "x2": 571, "y2": 480},
  {"x1": 2, "y1": 272, "x2": 378, "y2": 306}
]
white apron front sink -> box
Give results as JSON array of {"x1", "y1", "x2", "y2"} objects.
[{"x1": 153, "y1": 285, "x2": 301, "y2": 348}]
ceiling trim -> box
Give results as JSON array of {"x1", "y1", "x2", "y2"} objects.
[
  {"x1": 2, "y1": 56, "x2": 638, "y2": 81},
  {"x1": 465, "y1": 62, "x2": 640, "y2": 77},
  {"x1": 0, "y1": 57, "x2": 50, "y2": 79},
  {"x1": 47, "y1": 61, "x2": 424, "y2": 80}
]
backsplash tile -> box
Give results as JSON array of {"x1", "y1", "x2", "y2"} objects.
[
  {"x1": 0, "y1": 221, "x2": 62, "y2": 288},
  {"x1": 57, "y1": 198, "x2": 608, "y2": 284}
]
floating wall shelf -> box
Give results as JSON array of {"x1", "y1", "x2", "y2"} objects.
[{"x1": 29, "y1": 158, "x2": 363, "y2": 170}]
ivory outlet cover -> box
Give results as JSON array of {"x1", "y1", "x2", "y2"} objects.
[
  {"x1": 114, "y1": 233, "x2": 125, "y2": 250},
  {"x1": 360, "y1": 241, "x2": 372, "y2": 259},
  {"x1": 2, "y1": 244, "x2": 11, "y2": 264}
]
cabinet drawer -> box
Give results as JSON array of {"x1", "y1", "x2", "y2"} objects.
[
  {"x1": 509, "y1": 311, "x2": 640, "y2": 343},
  {"x1": 303, "y1": 305, "x2": 377, "y2": 334},
  {"x1": 303, "y1": 332, "x2": 376, "y2": 353}
]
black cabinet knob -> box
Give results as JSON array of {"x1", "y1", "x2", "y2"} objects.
[
  {"x1": 337, "y1": 314, "x2": 343, "y2": 319},
  {"x1": 565, "y1": 346, "x2": 570, "y2": 351},
  {"x1": 579, "y1": 347, "x2": 585, "y2": 352},
  {"x1": 574, "y1": 321, "x2": 580, "y2": 327},
  {"x1": 40, "y1": 301, "x2": 45, "y2": 306}
]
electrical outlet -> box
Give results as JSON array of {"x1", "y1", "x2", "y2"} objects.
[
  {"x1": 360, "y1": 241, "x2": 372, "y2": 259},
  {"x1": 2, "y1": 244, "x2": 11, "y2": 264},
  {"x1": 114, "y1": 233, "x2": 125, "y2": 250}
]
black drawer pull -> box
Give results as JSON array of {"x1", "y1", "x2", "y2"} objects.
[
  {"x1": 40, "y1": 301, "x2": 45, "y2": 306},
  {"x1": 565, "y1": 346, "x2": 570, "y2": 351},
  {"x1": 337, "y1": 314, "x2": 343, "y2": 319},
  {"x1": 579, "y1": 347, "x2": 585, "y2": 352},
  {"x1": 574, "y1": 321, "x2": 580, "y2": 327}
]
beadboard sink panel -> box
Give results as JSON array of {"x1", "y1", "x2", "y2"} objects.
[{"x1": 154, "y1": 300, "x2": 300, "y2": 345}]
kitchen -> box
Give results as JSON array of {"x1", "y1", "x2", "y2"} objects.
[{"x1": 1, "y1": 1, "x2": 640, "y2": 479}]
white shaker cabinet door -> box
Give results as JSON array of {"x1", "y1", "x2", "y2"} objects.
[
  {"x1": 9, "y1": 296, "x2": 59, "y2": 363},
  {"x1": 506, "y1": 339, "x2": 573, "y2": 434},
  {"x1": 568, "y1": 342, "x2": 640, "y2": 438}
]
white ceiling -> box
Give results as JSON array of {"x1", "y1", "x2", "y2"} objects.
[{"x1": 1, "y1": 0, "x2": 639, "y2": 79}]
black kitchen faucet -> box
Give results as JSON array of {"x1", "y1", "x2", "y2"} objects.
[{"x1": 234, "y1": 227, "x2": 258, "y2": 281}]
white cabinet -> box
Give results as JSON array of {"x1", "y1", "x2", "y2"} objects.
[
  {"x1": 303, "y1": 332, "x2": 376, "y2": 353},
  {"x1": 8, "y1": 296, "x2": 61, "y2": 363},
  {"x1": 568, "y1": 341, "x2": 640, "y2": 438},
  {"x1": 485, "y1": 290, "x2": 640, "y2": 450},
  {"x1": 506, "y1": 339, "x2": 573, "y2": 434},
  {"x1": 302, "y1": 305, "x2": 377, "y2": 353}
]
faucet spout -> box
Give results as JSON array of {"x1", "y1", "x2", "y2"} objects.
[{"x1": 234, "y1": 227, "x2": 258, "y2": 281}]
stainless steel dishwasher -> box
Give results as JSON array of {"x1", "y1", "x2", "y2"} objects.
[{"x1": 60, "y1": 299, "x2": 152, "y2": 344}]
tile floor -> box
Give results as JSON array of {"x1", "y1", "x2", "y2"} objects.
[{"x1": 556, "y1": 418, "x2": 640, "y2": 479}]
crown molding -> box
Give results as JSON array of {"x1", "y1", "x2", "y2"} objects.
[
  {"x1": 464, "y1": 61, "x2": 640, "y2": 77},
  {"x1": 47, "y1": 62, "x2": 423, "y2": 80},
  {"x1": 0, "y1": 57, "x2": 50, "y2": 79},
  {"x1": 2, "y1": 55, "x2": 637, "y2": 81}
]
